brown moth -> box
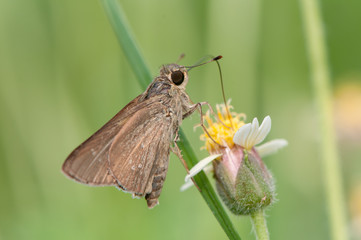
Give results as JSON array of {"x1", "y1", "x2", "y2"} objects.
[{"x1": 62, "y1": 56, "x2": 221, "y2": 208}]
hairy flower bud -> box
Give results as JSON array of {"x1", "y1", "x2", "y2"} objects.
[{"x1": 213, "y1": 146, "x2": 274, "y2": 215}]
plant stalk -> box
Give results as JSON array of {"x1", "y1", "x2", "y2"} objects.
[
  {"x1": 251, "y1": 210, "x2": 269, "y2": 240},
  {"x1": 299, "y1": 1, "x2": 348, "y2": 239}
]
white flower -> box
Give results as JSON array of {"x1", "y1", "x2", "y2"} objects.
[{"x1": 181, "y1": 116, "x2": 288, "y2": 191}]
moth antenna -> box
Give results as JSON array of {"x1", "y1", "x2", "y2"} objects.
[
  {"x1": 186, "y1": 55, "x2": 213, "y2": 69},
  {"x1": 214, "y1": 58, "x2": 234, "y2": 131},
  {"x1": 176, "y1": 53, "x2": 185, "y2": 63},
  {"x1": 185, "y1": 55, "x2": 222, "y2": 71}
]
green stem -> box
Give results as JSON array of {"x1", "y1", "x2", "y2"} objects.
[
  {"x1": 299, "y1": 1, "x2": 348, "y2": 240},
  {"x1": 251, "y1": 210, "x2": 269, "y2": 240},
  {"x1": 101, "y1": 0, "x2": 241, "y2": 239},
  {"x1": 101, "y1": 0, "x2": 151, "y2": 90},
  {"x1": 177, "y1": 131, "x2": 241, "y2": 240}
]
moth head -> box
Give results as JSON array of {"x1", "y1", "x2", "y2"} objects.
[{"x1": 160, "y1": 64, "x2": 189, "y2": 88}]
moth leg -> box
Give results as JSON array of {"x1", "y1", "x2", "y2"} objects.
[
  {"x1": 171, "y1": 134, "x2": 201, "y2": 191},
  {"x1": 171, "y1": 133, "x2": 189, "y2": 172},
  {"x1": 187, "y1": 101, "x2": 231, "y2": 129},
  {"x1": 184, "y1": 102, "x2": 225, "y2": 148}
]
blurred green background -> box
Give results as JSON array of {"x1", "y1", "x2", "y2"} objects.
[{"x1": 1, "y1": 0, "x2": 361, "y2": 239}]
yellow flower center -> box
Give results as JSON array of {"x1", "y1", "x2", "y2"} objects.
[{"x1": 200, "y1": 102, "x2": 245, "y2": 153}]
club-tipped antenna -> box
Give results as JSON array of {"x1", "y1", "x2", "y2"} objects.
[
  {"x1": 185, "y1": 55, "x2": 222, "y2": 71},
  {"x1": 186, "y1": 55, "x2": 233, "y2": 130}
]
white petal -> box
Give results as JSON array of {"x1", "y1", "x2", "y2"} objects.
[
  {"x1": 245, "y1": 118, "x2": 260, "y2": 148},
  {"x1": 255, "y1": 139, "x2": 288, "y2": 157},
  {"x1": 253, "y1": 116, "x2": 272, "y2": 145},
  {"x1": 185, "y1": 154, "x2": 222, "y2": 182},
  {"x1": 180, "y1": 179, "x2": 195, "y2": 192},
  {"x1": 202, "y1": 164, "x2": 214, "y2": 173},
  {"x1": 233, "y1": 123, "x2": 252, "y2": 146},
  {"x1": 180, "y1": 165, "x2": 214, "y2": 192}
]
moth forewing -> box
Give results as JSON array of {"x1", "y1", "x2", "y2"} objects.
[
  {"x1": 62, "y1": 64, "x2": 196, "y2": 208},
  {"x1": 61, "y1": 95, "x2": 143, "y2": 186}
]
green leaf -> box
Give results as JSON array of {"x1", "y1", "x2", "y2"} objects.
[{"x1": 101, "y1": 1, "x2": 241, "y2": 239}]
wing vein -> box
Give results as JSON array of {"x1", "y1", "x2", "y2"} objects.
[{"x1": 87, "y1": 139, "x2": 114, "y2": 169}]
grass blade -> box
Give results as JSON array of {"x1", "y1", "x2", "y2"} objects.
[
  {"x1": 299, "y1": 1, "x2": 348, "y2": 239},
  {"x1": 102, "y1": 0, "x2": 150, "y2": 90}
]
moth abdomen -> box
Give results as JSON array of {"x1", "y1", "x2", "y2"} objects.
[{"x1": 145, "y1": 165, "x2": 168, "y2": 208}]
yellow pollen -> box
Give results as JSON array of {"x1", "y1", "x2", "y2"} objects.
[{"x1": 200, "y1": 102, "x2": 245, "y2": 153}]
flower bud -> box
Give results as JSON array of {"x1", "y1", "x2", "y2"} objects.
[{"x1": 213, "y1": 146, "x2": 274, "y2": 215}]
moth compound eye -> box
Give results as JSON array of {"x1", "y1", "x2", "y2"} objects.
[{"x1": 171, "y1": 71, "x2": 184, "y2": 85}]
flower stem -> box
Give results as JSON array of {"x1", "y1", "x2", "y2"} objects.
[
  {"x1": 299, "y1": 1, "x2": 348, "y2": 240},
  {"x1": 251, "y1": 210, "x2": 269, "y2": 240}
]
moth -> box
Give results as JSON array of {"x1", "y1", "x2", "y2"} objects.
[{"x1": 62, "y1": 56, "x2": 221, "y2": 208}]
